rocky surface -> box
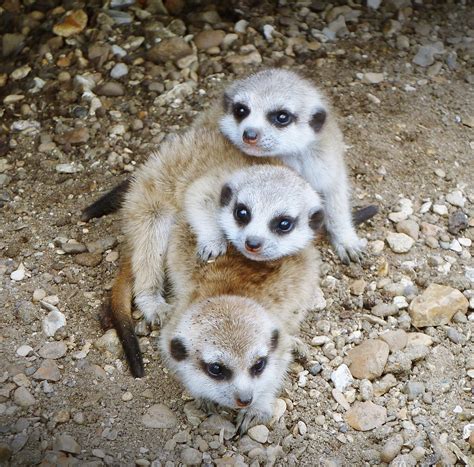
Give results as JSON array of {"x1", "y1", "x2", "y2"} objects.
[{"x1": 0, "y1": 0, "x2": 473, "y2": 465}]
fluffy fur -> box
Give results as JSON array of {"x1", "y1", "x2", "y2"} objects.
[
  {"x1": 184, "y1": 165, "x2": 324, "y2": 262},
  {"x1": 219, "y1": 68, "x2": 363, "y2": 264},
  {"x1": 109, "y1": 212, "x2": 321, "y2": 433}
]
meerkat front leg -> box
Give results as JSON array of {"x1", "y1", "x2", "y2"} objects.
[
  {"x1": 127, "y1": 212, "x2": 175, "y2": 324},
  {"x1": 323, "y1": 181, "x2": 366, "y2": 264},
  {"x1": 185, "y1": 176, "x2": 228, "y2": 262}
]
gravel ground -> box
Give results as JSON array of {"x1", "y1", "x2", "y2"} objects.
[{"x1": 1, "y1": 0, "x2": 473, "y2": 465}]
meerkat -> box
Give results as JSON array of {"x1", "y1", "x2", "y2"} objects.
[
  {"x1": 81, "y1": 68, "x2": 375, "y2": 266},
  {"x1": 108, "y1": 210, "x2": 322, "y2": 434},
  {"x1": 184, "y1": 164, "x2": 324, "y2": 262}
]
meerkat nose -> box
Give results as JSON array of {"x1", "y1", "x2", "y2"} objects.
[
  {"x1": 235, "y1": 396, "x2": 253, "y2": 408},
  {"x1": 245, "y1": 236, "x2": 263, "y2": 253},
  {"x1": 242, "y1": 129, "x2": 258, "y2": 145}
]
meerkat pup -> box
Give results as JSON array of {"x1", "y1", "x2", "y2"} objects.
[
  {"x1": 109, "y1": 210, "x2": 322, "y2": 434},
  {"x1": 82, "y1": 68, "x2": 374, "y2": 265},
  {"x1": 219, "y1": 68, "x2": 363, "y2": 264},
  {"x1": 184, "y1": 164, "x2": 324, "y2": 262},
  {"x1": 120, "y1": 126, "x2": 282, "y2": 324}
]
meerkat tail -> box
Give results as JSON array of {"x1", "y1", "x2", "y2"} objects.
[
  {"x1": 352, "y1": 204, "x2": 379, "y2": 226},
  {"x1": 81, "y1": 179, "x2": 130, "y2": 222},
  {"x1": 106, "y1": 258, "x2": 145, "y2": 378}
]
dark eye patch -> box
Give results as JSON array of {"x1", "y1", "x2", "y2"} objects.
[
  {"x1": 267, "y1": 110, "x2": 296, "y2": 127},
  {"x1": 232, "y1": 102, "x2": 250, "y2": 121},
  {"x1": 310, "y1": 109, "x2": 327, "y2": 132},
  {"x1": 234, "y1": 203, "x2": 251, "y2": 226},
  {"x1": 220, "y1": 184, "x2": 233, "y2": 207},
  {"x1": 170, "y1": 338, "x2": 188, "y2": 361},
  {"x1": 200, "y1": 360, "x2": 233, "y2": 381},
  {"x1": 269, "y1": 215, "x2": 297, "y2": 234},
  {"x1": 250, "y1": 357, "x2": 267, "y2": 377}
]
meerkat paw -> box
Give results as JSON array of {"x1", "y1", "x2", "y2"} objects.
[
  {"x1": 234, "y1": 405, "x2": 273, "y2": 437},
  {"x1": 197, "y1": 237, "x2": 228, "y2": 262},
  {"x1": 135, "y1": 291, "x2": 173, "y2": 325},
  {"x1": 291, "y1": 336, "x2": 309, "y2": 360},
  {"x1": 333, "y1": 235, "x2": 367, "y2": 265},
  {"x1": 195, "y1": 398, "x2": 220, "y2": 414}
]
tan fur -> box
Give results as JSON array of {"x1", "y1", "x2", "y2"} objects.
[{"x1": 121, "y1": 124, "x2": 282, "y2": 321}]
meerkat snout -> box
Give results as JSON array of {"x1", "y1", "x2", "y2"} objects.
[
  {"x1": 235, "y1": 394, "x2": 253, "y2": 408},
  {"x1": 242, "y1": 128, "x2": 259, "y2": 145},
  {"x1": 245, "y1": 236, "x2": 264, "y2": 253}
]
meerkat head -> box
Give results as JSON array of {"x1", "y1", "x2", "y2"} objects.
[
  {"x1": 161, "y1": 296, "x2": 291, "y2": 411},
  {"x1": 218, "y1": 165, "x2": 324, "y2": 261},
  {"x1": 219, "y1": 68, "x2": 328, "y2": 157}
]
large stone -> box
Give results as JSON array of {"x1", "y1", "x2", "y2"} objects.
[
  {"x1": 142, "y1": 404, "x2": 177, "y2": 429},
  {"x1": 94, "y1": 329, "x2": 123, "y2": 357},
  {"x1": 53, "y1": 10, "x2": 88, "y2": 38},
  {"x1": 379, "y1": 330, "x2": 408, "y2": 352},
  {"x1": 247, "y1": 425, "x2": 269, "y2": 444},
  {"x1": 408, "y1": 284, "x2": 468, "y2": 327},
  {"x1": 33, "y1": 360, "x2": 61, "y2": 381},
  {"x1": 39, "y1": 341, "x2": 67, "y2": 359},
  {"x1": 346, "y1": 340, "x2": 389, "y2": 380},
  {"x1": 194, "y1": 30, "x2": 225, "y2": 50},
  {"x1": 53, "y1": 434, "x2": 81, "y2": 454},
  {"x1": 13, "y1": 387, "x2": 36, "y2": 407},
  {"x1": 147, "y1": 37, "x2": 192, "y2": 63},
  {"x1": 180, "y1": 447, "x2": 202, "y2": 465},
  {"x1": 386, "y1": 232, "x2": 414, "y2": 253},
  {"x1": 345, "y1": 401, "x2": 387, "y2": 431}
]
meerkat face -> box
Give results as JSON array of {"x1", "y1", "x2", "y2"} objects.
[
  {"x1": 219, "y1": 68, "x2": 328, "y2": 157},
  {"x1": 218, "y1": 166, "x2": 324, "y2": 261},
  {"x1": 161, "y1": 296, "x2": 290, "y2": 411}
]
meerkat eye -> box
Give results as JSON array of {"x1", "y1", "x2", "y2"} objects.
[
  {"x1": 250, "y1": 357, "x2": 267, "y2": 376},
  {"x1": 278, "y1": 218, "x2": 293, "y2": 232},
  {"x1": 232, "y1": 103, "x2": 250, "y2": 121},
  {"x1": 207, "y1": 363, "x2": 224, "y2": 378},
  {"x1": 270, "y1": 216, "x2": 296, "y2": 234},
  {"x1": 269, "y1": 110, "x2": 294, "y2": 127},
  {"x1": 234, "y1": 203, "x2": 251, "y2": 225}
]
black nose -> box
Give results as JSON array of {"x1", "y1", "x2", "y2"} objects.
[
  {"x1": 243, "y1": 129, "x2": 258, "y2": 144},
  {"x1": 245, "y1": 236, "x2": 263, "y2": 252},
  {"x1": 236, "y1": 396, "x2": 253, "y2": 408}
]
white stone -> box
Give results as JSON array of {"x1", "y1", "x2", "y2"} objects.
[
  {"x1": 110, "y1": 63, "x2": 129, "y2": 79},
  {"x1": 386, "y1": 232, "x2": 415, "y2": 253},
  {"x1": 367, "y1": 0, "x2": 382, "y2": 9},
  {"x1": 11, "y1": 65, "x2": 31, "y2": 80},
  {"x1": 388, "y1": 211, "x2": 408, "y2": 223},
  {"x1": 449, "y1": 240, "x2": 462, "y2": 253},
  {"x1": 248, "y1": 425, "x2": 269, "y2": 444},
  {"x1": 393, "y1": 296, "x2": 409, "y2": 309},
  {"x1": 362, "y1": 72, "x2": 384, "y2": 84},
  {"x1": 56, "y1": 163, "x2": 83, "y2": 174},
  {"x1": 420, "y1": 201, "x2": 432, "y2": 214},
  {"x1": 331, "y1": 364, "x2": 354, "y2": 392},
  {"x1": 432, "y1": 204, "x2": 448, "y2": 216},
  {"x1": 234, "y1": 19, "x2": 249, "y2": 33},
  {"x1": 370, "y1": 240, "x2": 385, "y2": 254},
  {"x1": 459, "y1": 237, "x2": 472, "y2": 247},
  {"x1": 262, "y1": 24, "x2": 274, "y2": 42},
  {"x1": 446, "y1": 190, "x2": 465, "y2": 208},
  {"x1": 42, "y1": 308, "x2": 66, "y2": 337},
  {"x1": 111, "y1": 45, "x2": 127, "y2": 58},
  {"x1": 463, "y1": 423, "x2": 474, "y2": 439},
  {"x1": 16, "y1": 345, "x2": 34, "y2": 357},
  {"x1": 311, "y1": 335, "x2": 331, "y2": 346},
  {"x1": 11, "y1": 263, "x2": 26, "y2": 281}
]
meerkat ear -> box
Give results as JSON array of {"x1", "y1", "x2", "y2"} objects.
[
  {"x1": 170, "y1": 337, "x2": 188, "y2": 361},
  {"x1": 223, "y1": 92, "x2": 232, "y2": 113},
  {"x1": 270, "y1": 329, "x2": 279, "y2": 351},
  {"x1": 310, "y1": 109, "x2": 327, "y2": 132},
  {"x1": 220, "y1": 184, "x2": 233, "y2": 207},
  {"x1": 309, "y1": 208, "x2": 325, "y2": 232}
]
